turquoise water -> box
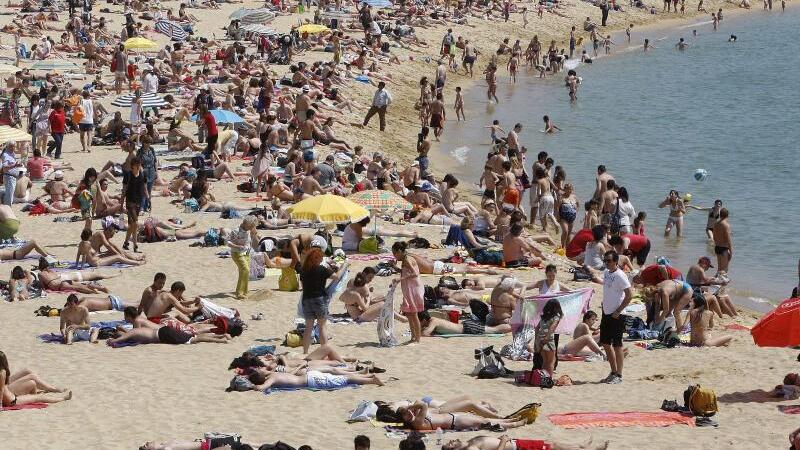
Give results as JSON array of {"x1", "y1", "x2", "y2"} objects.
[{"x1": 433, "y1": 9, "x2": 800, "y2": 306}]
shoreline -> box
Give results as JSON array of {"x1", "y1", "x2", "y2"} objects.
[{"x1": 428, "y1": 5, "x2": 791, "y2": 315}]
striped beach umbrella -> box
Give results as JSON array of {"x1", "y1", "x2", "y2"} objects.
[
  {"x1": 348, "y1": 189, "x2": 412, "y2": 212},
  {"x1": 230, "y1": 8, "x2": 276, "y2": 24},
  {"x1": 111, "y1": 92, "x2": 167, "y2": 108},
  {"x1": 155, "y1": 19, "x2": 189, "y2": 42},
  {"x1": 241, "y1": 24, "x2": 278, "y2": 36},
  {"x1": 0, "y1": 125, "x2": 32, "y2": 144}
]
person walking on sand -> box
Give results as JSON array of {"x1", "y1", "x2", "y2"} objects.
[
  {"x1": 485, "y1": 64, "x2": 499, "y2": 103},
  {"x1": 363, "y1": 82, "x2": 391, "y2": 132},
  {"x1": 299, "y1": 243, "x2": 349, "y2": 354},
  {"x1": 712, "y1": 208, "x2": 733, "y2": 280},
  {"x1": 121, "y1": 157, "x2": 147, "y2": 253},
  {"x1": 600, "y1": 250, "x2": 632, "y2": 384},
  {"x1": 228, "y1": 216, "x2": 259, "y2": 299},
  {"x1": 77, "y1": 90, "x2": 94, "y2": 153},
  {"x1": 393, "y1": 241, "x2": 424, "y2": 344}
]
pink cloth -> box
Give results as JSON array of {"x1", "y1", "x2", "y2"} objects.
[{"x1": 400, "y1": 276, "x2": 425, "y2": 313}]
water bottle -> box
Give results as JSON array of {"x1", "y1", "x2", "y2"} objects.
[{"x1": 435, "y1": 427, "x2": 443, "y2": 447}]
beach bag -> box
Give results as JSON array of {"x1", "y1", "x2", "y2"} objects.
[
  {"x1": 283, "y1": 330, "x2": 302, "y2": 348},
  {"x1": 477, "y1": 364, "x2": 505, "y2": 379},
  {"x1": 226, "y1": 375, "x2": 254, "y2": 392},
  {"x1": 191, "y1": 154, "x2": 206, "y2": 169},
  {"x1": 278, "y1": 267, "x2": 299, "y2": 291},
  {"x1": 348, "y1": 400, "x2": 378, "y2": 422},
  {"x1": 684, "y1": 385, "x2": 718, "y2": 417},
  {"x1": 204, "y1": 432, "x2": 242, "y2": 449},
  {"x1": 183, "y1": 198, "x2": 200, "y2": 213},
  {"x1": 469, "y1": 299, "x2": 490, "y2": 324},
  {"x1": 572, "y1": 266, "x2": 592, "y2": 282},
  {"x1": 517, "y1": 369, "x2": 554, "y2": 389},
  {"x1": 472, "y1": 345, "x2": 507, "y2": 376},
  {"x1": 358, "y1": 236, "x2": 380, "y2": 254},
  {"x1": 71, "y1": 105, "x2": 85, "y2": 124},
  {"x1": 204, "y1": 228, "x2": 221, "y2": 246}
]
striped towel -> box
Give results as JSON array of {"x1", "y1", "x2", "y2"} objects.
[{"x1": 548, "y1": 411, "x2": 695, "y2": 429}]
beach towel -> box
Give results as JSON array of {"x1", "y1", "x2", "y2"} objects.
[
  {"x1": 778, "y1": 405, "x2": 800, "y2": 414},
  {"x1": 724, "y1": 323, "x2": 750, "y2": 331},
  {"x1": 262, "y1": 384, "x2": 360, "y2": 395},
  {"x1": 558, "y1": 354, "x2": 588, "y2": 362},
  {"x1": 1, "y1": 402, "x2": 48, "y2": 411},
  {"x1": 346, "y1": 253, "x2": 395, "y2": 261},
  {"x1": 504, "y1": 288, "x2": 593, "y2": 361},
  {"x1": 378, "y1": 283, "x2": 398, "y2": 347},
  {"x1": 548, "y1": 411, "x2": 695, "y2": 429},
  {"x1": 433, "y1": 333, "x2": 506, "y2": 338},
  {"x1": 51, "y1": 261, "x2": 133, "y2": 271}
]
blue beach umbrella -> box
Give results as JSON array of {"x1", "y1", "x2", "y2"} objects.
[
  {"x1": 192, "y1": 109, "x2": 245, "y2": 124},
  {"x1": 361, "y1": 0, "x2": 393, "y2": 8}
]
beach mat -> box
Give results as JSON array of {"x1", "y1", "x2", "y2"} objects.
[
  {"x1": 558, "y1": 354, "x2": 588, "y2": 362},
  {"x1": 778, "y1": 405, "x2": 800, "y2": 414},
  {"x1": 1, "y1": 402, "x2": 48, "y2": 411},
  {"x1": 51, "y1": 261, "x2": 133, "y2": 271},
  {"x1": 548, "y1": 411, "x2": 695, "y2": 429},
  {"x1": 724, "y1": 323, "x2": 750, "y2": 331},
  {"x1": 432, "y1": 333, "x2": 506, "y2": 338},
  {"x1": 262, "y1": 385, "x2": 360, "y2": 395}
]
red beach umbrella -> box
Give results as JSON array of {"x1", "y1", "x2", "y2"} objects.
[{"x1": 751, "y1": 297, "x2": 800, "y2": 347}]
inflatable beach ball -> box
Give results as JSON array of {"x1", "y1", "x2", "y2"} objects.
[{"x1": 694, "y1": 169, "x2": 709, "y2": 181}]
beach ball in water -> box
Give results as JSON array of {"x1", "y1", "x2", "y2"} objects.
[{"x1": 694, "y1": 169, "x2": 709, "y2": 181}]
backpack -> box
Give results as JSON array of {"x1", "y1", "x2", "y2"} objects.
[
  {"x1": 204, "y1": 228, "x2": 221, "y2": 246},
  {"x1": 225, "y1": 375, "x2": 254, "y2": 392},
  {"x1": 516, "y1": 369, "x2": 555, "y2": 389},
  {"x1": 183, "y1": 198, "x2": 200, "y2": 212},
  {"x1": 469, "y1": 299, "x2": 489, "y2": 324},
  {"x1": 191, "y1": 154, "x2": 206, "y2": 169},
  {"x1": 684, "y1": 385, "x2": 718, "y2": 416},
  {"x1": 423, "y1": 285, "x2": 438, "y2": 310}
]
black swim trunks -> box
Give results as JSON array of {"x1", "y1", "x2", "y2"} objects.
[
  {"x1": 157, "y1": 326, "x2": 193, "y2": 345},
  {"x1": 462, "y1": 320, "x2": 485, "y2": 335},
  {"x1": 714, "y1": 245, "x2": 729, "y2": 256},
  {"x1": 599, "y1": 313, "x2": 624, "y2": 348},
  {"x1": 483, "y1": 189, "x2": 495, "y2": 199}
]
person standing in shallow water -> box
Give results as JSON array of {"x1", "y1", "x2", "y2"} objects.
[{"x1": 712, "y1": 208, "x2": 733, "y2": 279}]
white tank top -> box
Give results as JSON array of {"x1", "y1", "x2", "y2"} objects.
[
  {"x1": 540, "y1": 279, "x2": 560, "y2": 295},
  {"x1": 584, "y1": 241, "x2": 604, "y2": 270}
]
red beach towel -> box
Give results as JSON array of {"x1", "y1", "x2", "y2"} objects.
[
  {"x1": 2, "y1": 402, "x2": 49, "y2": 411},
  {"x1": 548, "y1": 411, "x2": 695, "y2": 429},
  {"x1": 778, "y1": 405, "x2": 800, "y2": 414}
]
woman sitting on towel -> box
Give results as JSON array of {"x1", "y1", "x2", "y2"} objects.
[{"x1": 35, "y1": 257, "x2": 119, "y2": 294}]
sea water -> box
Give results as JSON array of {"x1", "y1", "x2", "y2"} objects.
[{"x1": 433, "y1": 8, "x2": 800, "y2": 307}]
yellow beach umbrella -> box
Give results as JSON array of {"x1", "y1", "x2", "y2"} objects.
[
  {"x1": 124, "y1": 37, "x2": 159, "y2": 51},
  {"x1": 0, "y1": 63, "x2": 19, "y2": 75},
  {"x1": 297, "y1": 23, "x2": 329, "y2": 34},
  {"x1": 287, "y1": 194, "x2": 369, "y2": 224},
  {"x1": 0, "y1": 125, "x2": 31, "y2": 144}
]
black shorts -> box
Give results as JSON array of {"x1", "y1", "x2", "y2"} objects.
[
  {"x1": 158, "y1": 326, "x2": 193, "y2": 345},
  {"x1": 462, "y1": 320, "x2": 485, "y2": 335},
  {"x1": 599, "y1": 313, "x2": 624, "y2": 347},
  {"x1": 126, "y1": 202, "x2": 140, "y2": 223},
  {"x1": 205, "y1": 134, "x2": 218, "y2": 155},
  {"x1": 483, "y1": 189, "x2": 495, "y2": 200},
  {"x1": 714, "y1": 245, "x2": 729, "y2": 256}
]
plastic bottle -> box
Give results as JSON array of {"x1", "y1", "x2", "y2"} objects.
[{"x1": 435, "y1": 427, "x2": 443, "y2": 447}]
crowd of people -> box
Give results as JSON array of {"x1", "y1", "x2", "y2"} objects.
[{"x1": 0, "y1": 0, "x2": 795, "y2": 448}]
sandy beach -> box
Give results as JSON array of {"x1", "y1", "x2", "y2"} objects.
[{"x1": 1, "y1": 0, "x2": 798, "y2": 449}]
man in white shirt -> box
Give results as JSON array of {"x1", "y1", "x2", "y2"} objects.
[
  {"x1": 1, "y1": 143, "x2": 20, "y2": 206},
  {"x1": 78, "y1": 90, "x2": 94, "y2": 153},
  {"x1": 362, "y1": 82, "x2": 391, "y2": 132},
  {"x1": 142, "y1": 69, "x2": 159, "y2": 95},
  {"x1": 600, "y1": 250, "x2": 632, "y2": 384}
]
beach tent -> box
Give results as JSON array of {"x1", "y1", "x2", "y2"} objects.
[
  {"x1": 504, "y1": 288, "x2": 594, "y2": 360},
  {"x1": 155, "y1": 19, "x2": 189, "y2": 42},
  {"x1": 751, "y1": 297, "x2": 800, "y2": 347},
  {"x1": 111, "y1": 92, "x2": 167, "y2": 108}
]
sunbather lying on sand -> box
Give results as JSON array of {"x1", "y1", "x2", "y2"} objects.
[
  {"x1": 0, "y1": 239, "x2": 52, "y2": 261},
  {"x1": 398, "y1": 401, "x2": 528, "y2": 431},
  {"x1": 106, "y1": 307, "x2": 230, "y2": 346},
  {"x1": 443, "y1": 435, "x2": 609, "y2": 450},
  {"x1": 247, "y1": 370, "x2": 384, "y2": 392},
  {"x1": 419, "y1": 311, "x2": 511, "y2": 336},
  {"x1": 381, "y1": 395, "x2": 509, "y2": 420},
  {"x1": 36, "y1": 258, "x2": 119, "y2": 294}
]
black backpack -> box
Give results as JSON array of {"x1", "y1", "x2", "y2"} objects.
[
  {"x1": 191, "y1": 155, "x2": 206, "y2": 169},
  {"x1": 469, "y1": 299, "x2": 489, "y2": 324}
]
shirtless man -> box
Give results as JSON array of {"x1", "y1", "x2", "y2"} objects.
[
  {"x1": 140, "y1": 281, "x2": 200, "y2": 324},
  {"x1": 419, "y1": 311, "x2": 511, "y2": 336},
  {"x1": 107, "y1": 307, "x2": 228, "y2": 347},
  {"x1": 43, "y1": 170, "x2": 74, "y2": 210},
  {"x1": 138, "y1": 272, "x2": 166, "y2": 316},
  {"x1": 507, "y1": 123, "x2": 522, "y2": 158},
  {"x1": 685, "y1": 256, "x2": 736, "y2": 317},
  {"x1": 684, "y1": 295, "x2": 732, "y2": 347},
  {"x1": 593, "y1": 165, "x2": 614, "y2": 201},
  {"x1": 403, "y1": 161, "x2": 421, "y2": 189},
  {"x1": 443, "y1": 435, "x2": 608, "y2": 450},
  {"x1": 299, "y1": 109, "x2": 326, "y2": 158},
  {"x1": 89, "y1": 217, "x2": 144, "y2": 261},
  {"x1": 487, "y1": 276, "x2": 522, "y2": 325},
  {"x1": 94, "y1": 178, "x2": 123, "y2": 217},
  {"x1": 295, "y1": 86, "x2": 312, "y2": 122},
  {"x1": 60, "y1": 294, "x2": 100, "y2": 344},
  {"x1": 650, "y1": 279, "x2": 693, "y2": 332},
  {"x1": 502, "y1": 224, "x2": 544, "y2": 267},
  {"x1": 462, "y1": 40, "x2": 479, "y2": 77},
  {"x1": 76, "y1": 229, "x2": 145, "y2": 268},
  {"x1": 498, "y1": 161, "x2": 515, "y2": 203},
  {"x1": 597, "y1": 179, "x2": 618, "y2": 226},
  {"x1": 300, "y1": 168, "x2": 332, "y2": 198},
  {"x1": 480, "y1": 165, "x2": 499, "y2": 203},
  {"x1": 75, "y1": 295, "x2": 133, "y2": 312},
  {"x1": 429, "y1": 93, "x2": 446, "y2": 141},
  {"x1": 712, "y1": 208, "x2": 732, "y2": 278}
]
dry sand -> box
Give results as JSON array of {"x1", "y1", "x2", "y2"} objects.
[{"x1": 1, "y1": 0, "x2": 796, "y2": 449}]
